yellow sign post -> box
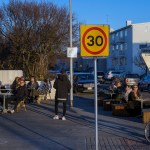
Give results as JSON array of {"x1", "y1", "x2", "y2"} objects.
[
  {"x1": 80, "y1": 25, "x2": 109, "y2": 150},
  {"x1": 80, "y1": 25, "x2": 109, "y2": 57}
]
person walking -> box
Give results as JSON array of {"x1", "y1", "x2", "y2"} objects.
[{"x1": 53, "y1": 70, "x2": 71, "y2": 120}]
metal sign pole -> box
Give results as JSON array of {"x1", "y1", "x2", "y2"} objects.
[
  {"x1": 94, "y1": 57, "x2": 98, "y2": 150},
  {"x1": 70, "y1": 0, "x2": 73, "y2": 107}
]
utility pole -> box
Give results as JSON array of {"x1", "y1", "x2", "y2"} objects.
[{"x1": 69, "y1": 0, "x2": 73, "y2": 107}]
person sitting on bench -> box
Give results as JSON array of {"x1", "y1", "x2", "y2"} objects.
[{"x1": 7, "y1": 80, "x2": 28, "y2": 113}]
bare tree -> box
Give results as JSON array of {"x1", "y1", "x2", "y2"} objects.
[{"x1": 0, "y1": 0, "x2": 79, "y2": 79}]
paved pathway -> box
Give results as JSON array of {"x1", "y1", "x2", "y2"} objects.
[{"x1": 0, "y1": 95, "x2": 150, "y2": 150}]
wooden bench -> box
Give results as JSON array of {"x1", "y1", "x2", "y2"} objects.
[
  {"x1": 143, "y1": 109, "x2": 150, "y2": 124},
  {"x1": 103, "y1": 99, "x2": 120, "y2": 111},
  {"x1": 112, "y1": 103, "x2": 129, "y2": 117}
]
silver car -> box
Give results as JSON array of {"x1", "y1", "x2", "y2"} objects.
[{"x1": 124, "y1": 73, "x2": 140, "y2": 86}]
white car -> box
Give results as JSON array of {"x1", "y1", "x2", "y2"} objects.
[{"x1": 105, "y1": 71, "x2": 122, "y2": 80}]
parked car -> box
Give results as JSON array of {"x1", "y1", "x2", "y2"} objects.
[
  {"x1": 139, "y1": 74, "x2": 150, "y2": 92},
  {"x1": 97, "y1": 71, "x2": 105, "y2": 83},
  {"x1": 123, "y1": 73, "x2": 140, "y2": 86},
  {"x1": 73, "y1": 73, "x2": 95, "y2": 93},
  {"x1": 105, "y1": 71, "x2": 123, "y2": 80}
]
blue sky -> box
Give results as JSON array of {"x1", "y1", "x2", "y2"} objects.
[{"x1": 0, "y1": 0, "x2": 150, "y2": 30}]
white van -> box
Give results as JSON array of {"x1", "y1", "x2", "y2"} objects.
[{"x1": 0, "y1": 70, "x2": 23, "y2": 87}]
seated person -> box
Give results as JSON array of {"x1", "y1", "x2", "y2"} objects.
[
  {"x1": 11, "y1": 77, "x2": 21, "y2": 94},
  {"x1": 121, "y1": 85, "x2": 132, "y2": 103},
  {"x1": 110, "y1": 80, "x2": 123, "y2": 100},
  {"x1": 37, "y1": 79, "x2": 52, "y2": 101},
  {"x1": 127, "y1": 85, "x2": 141, "y2": 116},
  {"x1": 27, "y1": 76, "x2": 39, "y2": 103},
  {"x1": 0, "y1": 85, "x2": 8, "y2": 109},
  {"x1": 7, "y1": 80, "x2": 28, "y2": 113}
]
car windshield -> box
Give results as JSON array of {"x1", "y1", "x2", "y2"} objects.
[
  {"x1": 126, "y1": 74, "x2": 139, "y2": 78},
  {"x1": 77, "y1": 74, "x2": 94, "y2": 80},
  {"x1": 112, "y1": 72, "x2": 121, "y2": 74},
  {"x1": 144, "y1": 75, "x2": 150, "y2": 80},
  {"x1": 97, "y1": 72, "x2": 104, "y2": 76}
]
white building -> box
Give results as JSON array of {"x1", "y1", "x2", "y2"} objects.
[{"x1": 107, "y1": 21, "x2": 150, "y2": 75}]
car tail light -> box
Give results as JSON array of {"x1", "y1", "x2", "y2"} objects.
[{"x1": 126, "y1": 78, "x2": 128, "y2": 83}]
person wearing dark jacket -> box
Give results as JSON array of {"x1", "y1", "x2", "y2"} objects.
[
  {"x1": 27, "y1": 76, "x2": 39, "y2": 103},
  {"x1": 53, "y1": 70, "x2": 71, "y2": 120},
  {"x1": 7, "y1": 80, "x2": 28, "y2": 113}
]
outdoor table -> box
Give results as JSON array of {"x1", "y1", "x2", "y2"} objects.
[
  {"x1": 0, "y1": 92, "x2": 13, "y2": 113},
  {"x1": 136, "y1": 98, "x2": 150, "y2": 110}
]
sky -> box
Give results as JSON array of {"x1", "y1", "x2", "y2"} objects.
[{"x1": 0, "y1": 0, "x2": 150, "y2": 30}]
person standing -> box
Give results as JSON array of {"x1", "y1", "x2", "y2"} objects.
[{"x1": 53, "y1": 70, "x2": 71, "y2": 120}]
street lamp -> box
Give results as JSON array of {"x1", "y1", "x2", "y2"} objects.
[{"x1": 69, "y1": 0, "x2": 73, "y2": 107}]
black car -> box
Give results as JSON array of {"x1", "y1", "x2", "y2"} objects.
[
  {"x1": 73, "y1": 73, "x2": 95, "y2": 93},
  {"x1": 139, "y1": 74, "x2": 150, "y2": 92}
]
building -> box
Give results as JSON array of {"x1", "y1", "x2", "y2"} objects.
[{"x1": 107, "y1": 21, "x2": 150, "y2": 75}]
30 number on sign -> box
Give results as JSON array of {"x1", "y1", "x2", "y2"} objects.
[{"x1": 87, "y1": 35, "x2": 103, "y2": 46}]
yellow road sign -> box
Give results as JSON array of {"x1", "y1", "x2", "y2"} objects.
[{"x1": 80, "y1": 25, "x2": 109, "y2": 57}]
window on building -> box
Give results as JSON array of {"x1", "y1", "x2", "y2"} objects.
[
  {"x1": 120, "y1": 31, "x2": 123, "y2": 38},
  {"x1": 120, "y1": 44, "x2": 123, "y2": 51},
  {"x1": 124, "y1": 43, "x2": 127, "y2": 50},
  {"x1": 115, "y1": 58, "x2": 118, "y2": 65},
  {"x1": 120, "y1": 58, "x2": 123, "y2": 66},
  {"x1": 112, "y1": 45, "x2": 115, "y2": 50},
  {"x1": 119, "y1": 57, "x2": 127, "y2": 66},
  {"x1": 125, "y1": 29, "x2": 127, "y2": 37},
  {"x1": 111, "y1": 34, "x2": 115, "y2": 41},
  {"x1": 116, "y1": 32, "x2": 118, "y2": 38},
  {"x1": 112, "y1": 58, "x2": 115, "y2": 66},
  {"x1": 116, "y1": 44, "x2": 119, "y2": 50}
]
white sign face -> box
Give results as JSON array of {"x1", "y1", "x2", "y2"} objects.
[
  {"x1": 142, "y1": 53, "x2": 150, "y2": 71},
  {"x1": 67, "y1": 47, "x2": 78, "y2": 58}
]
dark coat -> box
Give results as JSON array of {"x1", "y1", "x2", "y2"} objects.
[
  {"x1": 128, "y1": 91, "x2": 141, "y2": 109},
  {"x1": 27, "y1": 81, "x2": 39, "y2": 90},
  {"x1": 14, "y1": 85, "x2": 28, "y2": 100},
  {"x1": 54, "y1": 74, "x2": 71, "y2": 101}
]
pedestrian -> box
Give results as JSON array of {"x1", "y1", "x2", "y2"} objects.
[
  {"x1": 53, "y1": 70, "x2": 71, "y2": 120},
  {"x1": 27, "y1": 76, "x2": 39, "y2": 103}
]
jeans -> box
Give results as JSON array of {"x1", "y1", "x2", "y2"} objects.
[{"x1": 55, "y1": 100, "x2": 67, "y2": 116}]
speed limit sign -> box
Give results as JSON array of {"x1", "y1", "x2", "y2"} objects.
[{"x1": 80, "y1": 25, "x2": 109, "y2": 57}]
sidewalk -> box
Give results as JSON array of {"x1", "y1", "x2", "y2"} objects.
[{"x1": 0, "y1": 96, "x2": 150, "y2": 150}]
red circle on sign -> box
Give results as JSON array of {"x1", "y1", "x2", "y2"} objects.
[{"x1": 82, "y1": 27, "x2": 107, "y2": 55}]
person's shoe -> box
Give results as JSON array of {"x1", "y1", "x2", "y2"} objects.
[
  {"x1": 62, "y1": 116, "x2": 66, "y2": 121},
  {"x1": 11, "y1": 110, "x2": 15, "y2": 114},
  {"x1": 53, "y1": 115, "x2": 59, "y2": 120}
]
